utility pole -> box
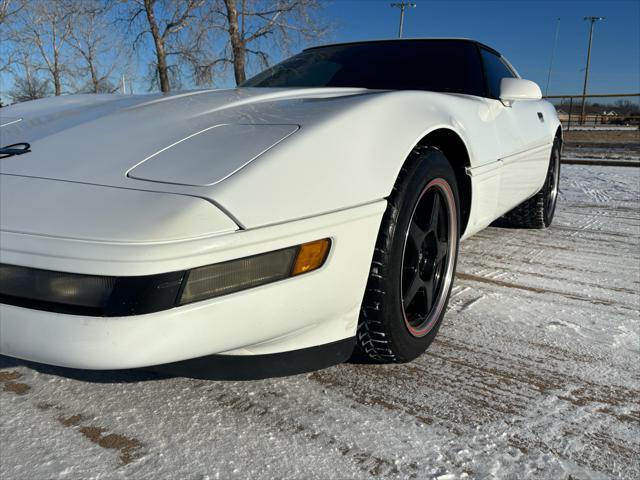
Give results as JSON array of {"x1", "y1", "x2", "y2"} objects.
[
  {"x1": 545, "y1": 18, "x2": 561, "y2": 96},
  {"x1": 391, "y1": 2, "x2": 416, "y2": 38},
  {"x1": 580, "y1": 16, "x2": 604, "y2": 124}
]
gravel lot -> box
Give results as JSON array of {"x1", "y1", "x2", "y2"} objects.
[{"x1": 1, "y1": 164, "x2": 638, "y2": 480}]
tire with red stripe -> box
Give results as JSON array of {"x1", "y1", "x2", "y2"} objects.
[{"x1": 356, "y1": 147, "x2": 460, "y2": 363}]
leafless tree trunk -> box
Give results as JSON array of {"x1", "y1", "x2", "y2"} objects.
[
  {"x1": 218, "y1": 0, "x2": 327, "y2": 86},
  {"x1": 142, "y1": 0, "x2": 170, "y2": 93},
  {"x1": 223, "y1": 0, "x2": 247, "y2": 84},
  {"x1": 125, "y1": 0, "x2": 206, "y2": 93}
]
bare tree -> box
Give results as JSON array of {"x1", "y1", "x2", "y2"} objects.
[
  {"x1": 8, "y1": 53, "x2": 52, "y2": 102},
  {"x1": 67, "y1": 1, "x2": 122, "y2": 93},
  {"x1": 123, "y1": 0, "x2": 209, "y2": 93},
  {"x1": 0, "y1": 0, "x2": 26, "y2": 74},
  {"x1": 615, "y1": 100, "x2": 639, "y2": 115},
  {"x1": 217, "y1": 0, "x2": 327, "y2": 85},
  {"x1": 0, "y1": 0, "x2": 24, "y2": 24},
  {"x1": 16, "y1": 0, "x2": 73, "y2": 96}
]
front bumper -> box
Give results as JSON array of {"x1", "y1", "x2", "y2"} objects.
[{"x1": 0, "y1": 201, "x2": 386, "y2": 370}]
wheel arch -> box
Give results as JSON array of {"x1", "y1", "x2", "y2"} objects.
[
  {"x1": 554, "y1": 125, "x2": 563, "y2": 140},
  {"x1": 409, "y1": 128, "x2": 473, "y2": 237},
  {"x1": 554, "y1": 125, "x2": 563, "y2": 152}
]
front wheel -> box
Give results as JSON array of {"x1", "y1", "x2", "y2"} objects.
[{"x1": 356, "y1": 147, "x2": 460, "y2": 363}]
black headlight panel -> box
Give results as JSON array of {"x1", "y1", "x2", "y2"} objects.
[
  {"x1": 0, "y1": 240, "x2": 330, "y2": 317},
  {"x1": 0, "y1": 264, "x2": 185, "y2": 317}
]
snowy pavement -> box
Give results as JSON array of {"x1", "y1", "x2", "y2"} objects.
[{"x1": 1, "y1": 165, "x2": 639, "y2": 480}]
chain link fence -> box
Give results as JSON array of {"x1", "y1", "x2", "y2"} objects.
[{"x1": 544, "y1": 93, "x2": 640, "y2": 131}]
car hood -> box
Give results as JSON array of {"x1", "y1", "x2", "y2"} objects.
[
  {"x1": 1, "y1": 87, "x2": 478, "y2": 229},
  {"x1": 0, "y1": 88, "x2": 372, "y2": 188}
]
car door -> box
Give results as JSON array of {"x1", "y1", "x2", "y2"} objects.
[{"x1": 479, "y1": 48, "x2": 550, "y2": 215}]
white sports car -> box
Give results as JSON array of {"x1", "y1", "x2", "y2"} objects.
[{"x1": 0, "y1": 39, "x2": 561, "y2": 379}]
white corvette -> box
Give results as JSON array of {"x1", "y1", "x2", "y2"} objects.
[{"x1": 0, "y1": 39, "x2": 561, "y2": 378}]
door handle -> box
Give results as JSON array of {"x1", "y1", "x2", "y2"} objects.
[{"x1": 537, "y1": 112, "x2": 545, "y2": 122}]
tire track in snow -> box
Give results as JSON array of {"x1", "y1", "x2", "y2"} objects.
[
  {"x1": 0, "y1": 369, "x2": 146, "y2": 466},
  {"x1": 308, "y1": 334, "x2": 639, "y2": 478},
  {"x1": 207, "y1": 386, "x2": 418, "y2": 478},
  {"x1": 455, "y1": 271, "x2": 635, "y2": 310}
]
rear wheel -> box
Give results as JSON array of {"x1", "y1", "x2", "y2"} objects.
[
  {"x1": 356, "y1": 147, "x2": 460, "y2": 363},
  {"x1": 499, "y1": 139, "x2": 561, "y2": 229}
]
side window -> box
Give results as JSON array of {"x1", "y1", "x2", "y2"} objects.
[{"x1": 480, "y1": 49, "x2": 516, "y2": 99}]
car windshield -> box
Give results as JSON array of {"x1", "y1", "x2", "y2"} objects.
[{"x1": 241, "y1": 40, "x2": 486, "y2": 97}]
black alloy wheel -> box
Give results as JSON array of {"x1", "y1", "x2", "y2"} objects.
[
  {"x1": 356, "y1": 147, "x2": 460, "y2": 362},
  {"x1": 401, "y1": 179, "x2": 456, "y2": 337}
]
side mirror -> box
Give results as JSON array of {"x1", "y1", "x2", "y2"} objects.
[{"x1": 499, "y1": 78, "x2": 542, "y2": 104}]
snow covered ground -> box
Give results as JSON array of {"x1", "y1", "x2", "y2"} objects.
[{"x1": 1, "y1": 165, "x2": 638, "y2": 480}]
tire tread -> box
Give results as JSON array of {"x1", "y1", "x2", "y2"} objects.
[{"x1": 356, "y1": 147, "x2": 443, "y2": 363}]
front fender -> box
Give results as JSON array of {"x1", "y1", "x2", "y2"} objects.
[{"x1": 213, "y1": 90, "x2": 498, "y2": 228}]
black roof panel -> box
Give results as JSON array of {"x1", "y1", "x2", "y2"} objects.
[{"x1": 304, "y1": 38, "x2": 502, "y2": 57}]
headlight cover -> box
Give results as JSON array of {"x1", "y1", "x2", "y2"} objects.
[
  {"x1": 0, "y1": 239, "x2": 331, "y2": 316},
  {"x1": 0, "y1": 264, "x2": 116, "y2": 308},
  {"x1": 0, "y1": 264, "x2": 184, "y2": 316}
]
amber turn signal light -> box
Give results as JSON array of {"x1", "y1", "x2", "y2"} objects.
[
  {"x1": 177, "y1": 239, "x2": 331, "y2": 306},
  {"x1": 291, "y1": 239, "x2": 331, "y2": 276}
]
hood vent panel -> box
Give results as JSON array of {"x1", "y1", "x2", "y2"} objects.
[{"x1": 127, "y1": 123, "x2": 299, "y2": 187}]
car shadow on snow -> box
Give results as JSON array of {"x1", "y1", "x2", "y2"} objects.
[
  {"x1": 0, "y1": 355, "x2": 171, "y2": 384},
  {"x1": 0, "y1": 353, "x2": 380, "y2": 383}
]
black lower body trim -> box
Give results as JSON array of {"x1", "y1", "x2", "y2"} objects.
[{"x1": 151, "y1": 337, "x2": 355, "y2": 380}]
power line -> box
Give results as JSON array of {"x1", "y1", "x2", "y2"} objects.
[{"x1": 390, "y1": 2, "x2": 417, "y2": 38}]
